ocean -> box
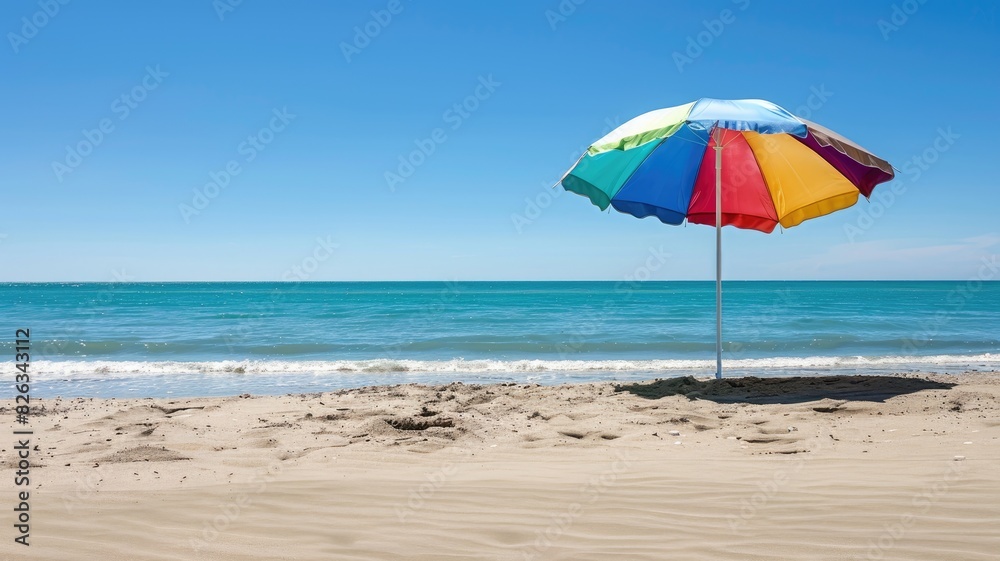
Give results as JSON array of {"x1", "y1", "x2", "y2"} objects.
[{"x1": 3, "y1": 281, "x2": 998, "y2": 397}]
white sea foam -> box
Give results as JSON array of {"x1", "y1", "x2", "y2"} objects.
[{"x1": 19, "y1": 354, "x2": 1000, "y2": 380}]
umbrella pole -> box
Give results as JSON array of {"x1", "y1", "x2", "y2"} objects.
[{"x1": 714, "y1": 128, "x2": 723, "y2": 379}]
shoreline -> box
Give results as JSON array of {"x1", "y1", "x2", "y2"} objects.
[
  {"x1": 25, "y1": 362, "x2": 1000, "y2": 400},
  {"x1": 7, "y1": 371, "x2": 1000, "y2": 559}
]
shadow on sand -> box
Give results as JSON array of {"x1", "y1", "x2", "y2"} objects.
[{"x1": 614, "y1": 375, "x2": 956, "y2": 405}]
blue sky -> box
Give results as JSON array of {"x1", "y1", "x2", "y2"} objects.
[{"x1": 1, "y1": 0, "x2": 997, "y2": 281}]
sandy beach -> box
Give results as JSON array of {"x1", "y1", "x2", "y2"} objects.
[{"x1": 7, "y1": 372, "x2": 1000, "y2": 560}]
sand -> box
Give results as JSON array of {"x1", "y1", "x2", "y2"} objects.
[{"x1": 4, "y1": 372, "x2": 999, "y2": 560}]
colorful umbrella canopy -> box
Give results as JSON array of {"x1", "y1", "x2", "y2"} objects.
[{"x1": 558, "y1": 98, "x2": 894, "y2": 377}]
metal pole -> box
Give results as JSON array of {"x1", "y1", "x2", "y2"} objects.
[{"x1": 714, "y1": 127, "x2": 723, "y2": 379}]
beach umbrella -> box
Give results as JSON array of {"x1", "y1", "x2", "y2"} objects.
[{"x1": 558, "y1": 98, "x2": 894, "y2": 378}]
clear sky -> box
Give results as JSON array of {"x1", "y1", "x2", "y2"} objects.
[{"x1": 1, "y1": 0, "x2": 997, "y2": 281}]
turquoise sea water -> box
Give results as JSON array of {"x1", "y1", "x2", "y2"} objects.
[{"x1": 3, "y1": 281, "x2": 998, "y2": 397}]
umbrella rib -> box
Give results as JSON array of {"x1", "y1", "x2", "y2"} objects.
[
  {"x1": 552, "y1": 151, "x2": 588, "y2": 188},
  {"x1": 609, "y1": 138, "x2": 669, "y2": 202},
  {"x1": 719, "y1": 129, "x2": 745, "y2": 149},
  {"x1": 672, "y1": 133, "x2": 710, "y2": 148}
]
